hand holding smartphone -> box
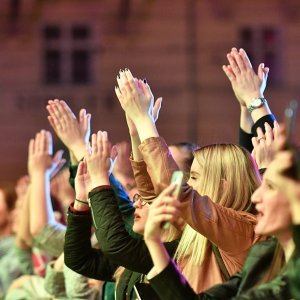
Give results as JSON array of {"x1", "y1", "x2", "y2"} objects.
[{"x1": 162, "y1": 170, "x2": 184, "y2": 229}]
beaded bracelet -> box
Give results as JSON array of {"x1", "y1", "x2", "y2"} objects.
[{"x1": 75, "y1": 198, "x2": 89, "y2": 205}]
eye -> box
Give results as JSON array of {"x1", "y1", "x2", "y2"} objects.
[
  {"x1": 189, "y1": 176, "x2": 197, "y2": 181},
  {"x1": 265, "y1": 181, "x2": 274, "y2": 190}
]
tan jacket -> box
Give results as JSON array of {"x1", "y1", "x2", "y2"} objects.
[{"x1": 131, "y1": 137, "x2": 263, "y2": 292}]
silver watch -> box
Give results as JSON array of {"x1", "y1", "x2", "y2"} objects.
[{"x1": 247, "y1": 98, "x2": 267, "y2": 113}]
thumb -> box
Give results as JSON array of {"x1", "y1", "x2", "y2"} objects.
[{"x1": 153, "y1": 97, "x2": 163, "y2": 122}]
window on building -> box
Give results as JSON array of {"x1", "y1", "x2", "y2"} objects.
[
  {"x1": 42, "y1": 24, "x2": 92, "y2": 85},
  {"x1": 239, "y1": 27, "x2": 282, "y2": 85}
]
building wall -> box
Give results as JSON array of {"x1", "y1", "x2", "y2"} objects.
[{"x1": 0, "y1": 0, "x2": 300, "y2": 181}]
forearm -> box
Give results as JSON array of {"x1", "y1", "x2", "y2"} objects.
[
  {"x1": 145, "y1": 239, "x2": 170, "y2": 279},
  {"x1": 16, "y1": 187, "x2": 32, "y2": 249},
  {"x1": 130, "y1": 133, "x2": 143, "y2": 161},
  {"x1": 30, "y1": 172, "x2": 55, "y2": 236},
  {"x1": 135, "y1": 117, "x2": 159, "y2": 143},
  {"x1": 240, "y1": 106, "x2": 253, "y2": 134}
]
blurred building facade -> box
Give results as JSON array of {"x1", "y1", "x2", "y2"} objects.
[{"x1": 0, "y1": 0, "x2": 300, "y2": 180}]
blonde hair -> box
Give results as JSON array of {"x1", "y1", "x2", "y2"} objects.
[{"x1": 174, "y1": 144, "x2": 261, "y2": 268}]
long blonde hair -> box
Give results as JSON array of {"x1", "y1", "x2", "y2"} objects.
[{"x1": 174, "y1": 144, "x2": 261, "y2": 267}]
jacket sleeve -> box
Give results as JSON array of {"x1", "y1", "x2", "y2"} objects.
[
  {"x1": 130, "y1": 158, "x2": 156, "y2": 201},
  {"x1": 239, "y1": 114, "x2": 276, "y2": 152},
  {"x1": 149, "y1": 259, "x2": 241, "y2": 300},
  {"x1": 64, "y1": 209, "x2": 118, "y2": 281},
  {"x1": 139, "y1": 137, "x2": 259, "y2": 255},
  {"x1": 89, "y1": 187, "x2": 178, "y2": 274},
  {"x1": 69, "y1": 163, "x2": 137, "y2": 238}
]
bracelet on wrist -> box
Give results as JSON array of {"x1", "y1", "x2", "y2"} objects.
[{"x1": 75, "y1": 198, "x2": 89, "y2": 205}]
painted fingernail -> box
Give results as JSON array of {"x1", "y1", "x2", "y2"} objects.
[
  {"x1": 143, "y1": 78, "x2": 147, "y2": 84},
  {"x1": 117, "y1": 75, "x2": 120, "y2": 79},
  {"x1": 125, "y1": 68, "x2": 129, "y2": 71}
]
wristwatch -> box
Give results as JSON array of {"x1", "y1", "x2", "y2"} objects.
[{"x1": 247, "y1": 97, "x2": 267, "y2": 113}]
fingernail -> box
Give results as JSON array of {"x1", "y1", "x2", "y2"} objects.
[
  {"x1": 261, "y1": 63, "x2": 265, "y2": 68},
  {"x1": 125, "y1": 68, "x2": 129, "y2": 71},
  {"x1": 143, "y1": 78, "x2": 147, "y2": 84},
  {"x1": 117, "y1": 75, "x2": 120, "y2": 79}
]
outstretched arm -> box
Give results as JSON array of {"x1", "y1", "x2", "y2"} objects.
[
  {"x1": 223, "y1": 48, "x2": 274, "y2": 151},
  {"x1": 28, "y1": 130, "x2": 65, "y2": 236}
]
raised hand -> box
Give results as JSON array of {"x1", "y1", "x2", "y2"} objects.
[
  {"x1": 144, "y1": 183, "x2": 180, "y2": 243},
  {"x1": 28, "y1": 130, "x2": 64, "y2": 178},
  {"x1": 115, "y1": 69, "x2": 155, "y2": 123},
  {"x1": 47, "y1": 99, "x2": 91, "y2": 162},
  {"x1": 85, "y1": 131, "x2": 117, "y2": 190},
  {"x1": 223, "y1": 48, "x2": 269, "y2": 107},
  {"x1": 74, "y1": 160, "x2": 91, "y2": 203},
  {"x1": 251, "y1": 121, "x2": 280, "y2": 169}
]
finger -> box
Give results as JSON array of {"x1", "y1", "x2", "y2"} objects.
[
  {"x1": 251, "y1": 136, "x2": 259, "y2": 149},
  {"x1": 125, "y1": 69, "x2": 141, "y2": 94},
  {"x1": 36, "y1": 131, "x2": 44, "y2": 153},
  {"x1": 84, "y1": 113, "x2": 91, "y2": 134},
  {"x1": 153, "y1": 97, "x2": 162, "y2": 122},
  {"x1": 60, "y1": 100, "x2": 76, "y2": 121},
  {"x1": 52, "y1": 100, "x2": 68, "y2": 128},
  {"x1": 257, "y1": 63, "x2": 264, "y2": 81},
  {"x1": 239, "y1": 48, "x2": 252, "y2": 69},
  {"x1": 28, "y1": 138, "x2": 35, "y2": 158},
  {"x1": 46, "y1": 131, "x2": 53, "y2": 155},
  {"x1": 79, "y1": 108, "x2": 86, "y2": 125},
  {"x1": 222, "y1": 64, "x2": 236, "y2": 82},
  {"x1": 256, "y1": 127, "x2": 265, "y2": 139},
  {"x1": 110, "y1": 145, "x2": 118, "y2": 161},
  {"x1": 97, "y1": 130, "x2": 103, "y2": 154},
  {"x1": 231, "y1": 47, "x2": 245, "y2": 72},
  {"x1": 264, "y1": 122, "x2": 274, "y2": 145},
  {"x1": 263, "y1": 67, "x2": 270, "y2": 82},
  {"x1": 101, "y1": 131, "x2": 109, "y2": 157},
  {"x1": 77, "y1": 161, "x2": 85, "y2": 176},
  {"x1": 227, "y1": 52, "x2": 240, "y2": 76},
  {"x1": 142, "y1": 80, "x2": 153, "y2": 101},
  {"x1": 91, "y1": 133, "x2": 98, "y2": 154}
]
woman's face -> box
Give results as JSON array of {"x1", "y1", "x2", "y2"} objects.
[
  {"x1": 187, "y1": 158, "x2": 203, "y2": 192},
  {"x1": 132, "y1": 196, "x2": 150, "y2": 235},
  {"x1": 251, "y1": 161, "x2": 291, "y2": 237}
]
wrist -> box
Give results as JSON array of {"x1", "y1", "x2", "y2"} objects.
[
  {"x1": 74, "y1": 199, "x2": 90, "y2": 211},
  {"x1": 244, "y1": 94, "x2": 264, "y2": 107},
  {"x1": 70, "y1": 141, "x2": 88, "y2": 161},
  {"x1": 90, "y1": 176, "x2": 110, "y2": 190}
]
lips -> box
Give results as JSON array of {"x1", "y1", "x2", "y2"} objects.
[{"x1": 134, "y1": 213, "x2": 140, "y2": 221}]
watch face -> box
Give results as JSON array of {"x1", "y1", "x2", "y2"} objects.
[{"x1": 252, "y1": 98, "x2": 262, "y2": 108}]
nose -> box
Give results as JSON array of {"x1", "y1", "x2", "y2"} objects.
[
  {"x1": 251, "y1": 185, "x2": 262, "y2": 204},
  {"x1": 133, "y1": 199, "x2": 141, "y2": 209}
]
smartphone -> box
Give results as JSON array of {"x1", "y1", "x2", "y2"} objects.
[
  {"x1": 283, "y1": 100, "x2": 300, "y2": 179},
  {"x1": 162, "y1": 170, "x2": 184, "y2": 229},
  {"x1": 170, "y1": 170, "x2": 184, "y2": 198}
]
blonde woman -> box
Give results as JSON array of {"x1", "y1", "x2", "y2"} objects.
[
  {"x1": 115, "y1": 69, "x2": 265, "y2": 292},
  {"x1": 142, "y1": 128, "x2": 298, "y2": 299}
]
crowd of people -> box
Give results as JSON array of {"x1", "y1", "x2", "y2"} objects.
[{"x1": 0, "y1": 48, "x2": 299, "y2": 300}]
